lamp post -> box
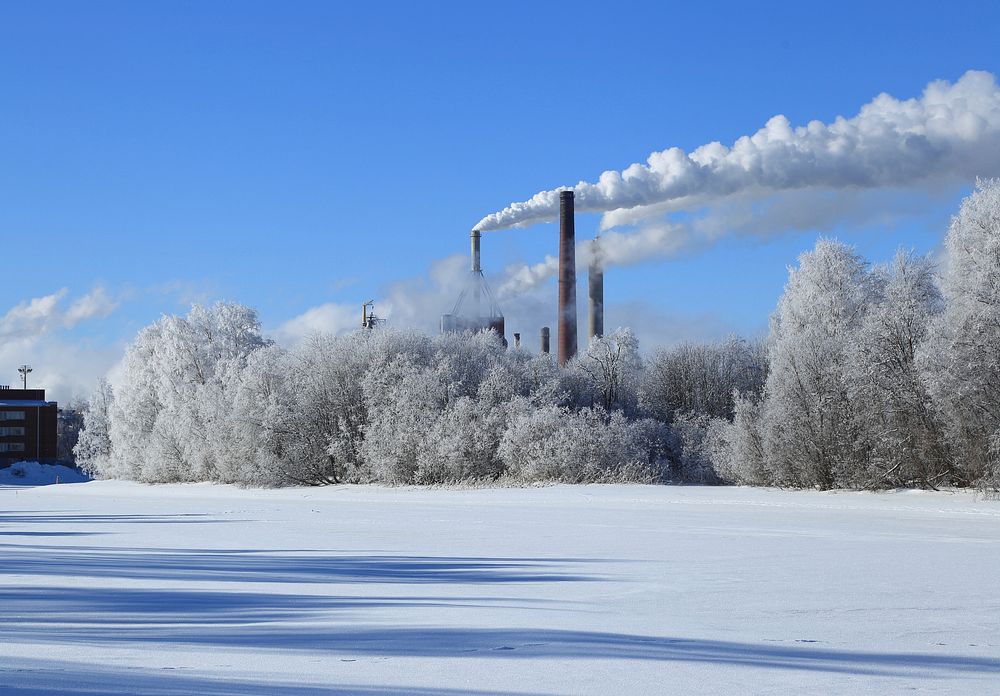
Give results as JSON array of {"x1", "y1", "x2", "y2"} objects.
[{"x1": 18, "y1": 365, "x2": 32, "y2": 390}]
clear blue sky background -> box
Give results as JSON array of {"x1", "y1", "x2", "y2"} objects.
[{"x1": 2, "y1": 1, "x2": 999, "y2": 398}]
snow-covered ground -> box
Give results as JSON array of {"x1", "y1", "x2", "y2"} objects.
[
  {"x1": 1, "y1": 481, "x2": 998, "y2": 695},
  {"x1": 0, "y1": 462, "x2": 89, "y2": 486}
]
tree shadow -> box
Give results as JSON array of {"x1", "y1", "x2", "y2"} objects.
[
  {"x1": 0, "y1": 586, "x2": 556, "y2": 626},
  {"x1": 0, "y1": 545, "x2": 598, "y2": 584},
  {"x1": 2, "y1": 658, "x2": 555, "y2": 696},
  {"x1": 0, "y1": 512, "x2": 225, "y2": 525},
  {"x1": 2, "y1": 584, "x2": 997, "y2": 679},
  {"x1": 0, "y1": 531, "x2": 102, "y2": 537}
]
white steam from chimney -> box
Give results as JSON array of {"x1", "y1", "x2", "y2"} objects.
[{"x1": 475, "y1": 71, "x2": 1000, "y2": 234}]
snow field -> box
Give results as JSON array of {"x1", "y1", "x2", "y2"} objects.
[{"x1": 1, "y1": 482, "x2": 998, "y2": 695}]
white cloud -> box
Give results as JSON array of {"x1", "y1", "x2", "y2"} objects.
[
  {"x1": 64, "y1": 286, "x2": 119, "y2": 327},
  {"x1": 0, "y1": 286, "x2": 124, "y2": 402},
  {"x1": 271, "y1": 302, "x2": 359, "y2": 345},
  {"x1": 0, "y1": 290, "x2": 68, "y2": 341}
]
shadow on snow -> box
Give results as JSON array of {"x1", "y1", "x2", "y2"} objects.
[
  {"x1": 1, "y1": 659, "x2": 555, "y2": 696},
  {"x1": 2, "y1": 586, "x2": 998, "y2": 679},
  {"x1": 0, "y1": 545, "x2": 596, "y2": 584}
]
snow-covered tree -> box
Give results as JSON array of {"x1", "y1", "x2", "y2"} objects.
[
  {"x1": 499, "y1": 403, "x2": 665, "y2": 483},
  {"x1": 74, "y1": 379, "x2": 115, "y2": 476},
  {"x1": 569, "y1": 328, "x2": 643, "y2": 413},
  {"x1": 360, "y1": 353, "x2": 447, "y2": 483},
  {"x1": 104, "y1": 302, "x2": 269, "y2": 483},
  {"x1": 921, "y1": 179, "x2": 1000, "y2": 485},
  {"x1": 760, "y1": 239, "x2": 874, "y2": 488},
  {"x1": 640, "y1": 336, "x2": 766, "y2": 424},
  {"x1": 705, "y1": 391, "x2": 768, "y2": 485},
  {"x1": 851, "y1": 251, "x2": 949, "y2": 487}
]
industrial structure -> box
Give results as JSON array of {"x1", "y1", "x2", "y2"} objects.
[
  {"x1": 440, "y1": 229, "x2": 506, "y2": 344},
  {"x1": 588, "y1": 235, "x2": 604, "y2": 340},
  {"x1": 0, "y1": 386, "x2": 58, "y2": 464},
  {"x1": 361, "y1": 300, "x2": 384, "y2": 329},
  {"x1": 557, "y1": 190, "x2": 578, "y2": 365},
  {"x1": 441, "y1": 187, "x2": 605, "y2": 358}
]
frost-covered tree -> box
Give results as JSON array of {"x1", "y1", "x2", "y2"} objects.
[
  {"x1": 74, "y1": 379, "x2": 115, "y2": 476},
  {"x1": 666, "y1": 411, "x2": 720, "y2": 483},
  {"x1": 706, "y1": 391, "x2": 768, "y2": 485},
  {"x1": 499, "y1": 403, "x2": 666, "y2": 483},
  {"x1": 103, "y1": 302, "x2": 269, "y2": 483},
  {"x1": 431, "y1": 330, "x2": 509, "y2": 399},
  {"x1": 921, "y1": 179, "x2": 1000, "y2": 485},
  {"x1": 760, "y1": 239, "x2": 874, "y2": 488},
  {"x1": 569, "y1": 328, "x2": 643, "y2": 413},
  {"x1": 640, "y1": 336, "x2": 767, "y2": 424},
  {"x1": 360, "y1": 354, "x2": 447, "y2": 483},
  {"x1": 415, "y1": 395, "x2": 509, "y2": 483},
  {"x1": 215, "y1": 344, "x2": 292, "y2": 486},
  {"x1": 851, "y1": 251, "x2": 949, "y2": 487}
]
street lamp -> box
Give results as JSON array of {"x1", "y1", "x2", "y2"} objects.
[{"x1": 17, "y1": 365, "x2": 32, "y2": 389}]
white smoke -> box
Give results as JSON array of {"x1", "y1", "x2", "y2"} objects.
[
  {"x1": 475, "y1": 71, "x2": 1000, "y2": 233},
  {"x1": 496, "y1": 224, "x2": 691, "y2": 297}
]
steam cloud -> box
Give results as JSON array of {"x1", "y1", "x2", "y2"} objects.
[{"x1": 475, "y1": 71, "x2": 1000, "y2": 233}]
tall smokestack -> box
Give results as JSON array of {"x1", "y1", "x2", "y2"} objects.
[
  {"x1": 470, "y1": 229, "x2": 482, "y2": 319},
  {"x1": 588, "y1": 236, "x2": 604, "y2": 340},
  {"x1": 557, "y1": 190, "x2": 577, "y2": 366},
  {"x1": 470, "y1": 229, "x2": 482, "y2": 273},
  {"x1": 540, "y1": 326, "x2": 550, "y2": 354}
]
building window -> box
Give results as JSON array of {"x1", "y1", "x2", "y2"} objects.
[
  {"x1": 0, "y1": 411, "x2": 25, "y2": 421},
  {"x1": 0, "y1": 426, "x2": 25, "y2": 436},
  {"x1": 0, "y1": 443, "x2": 25, "y2": 452}
]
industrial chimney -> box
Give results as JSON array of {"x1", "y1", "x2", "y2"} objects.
[
  {"x1": 557, "y1": 190, "x2": 577, "y2": 366},
  {"x1": 471, "y1": 229, "x2": 482, "y2": 273},
  {"x1": 470, "y1": 229, "x2": 483, "y2": 319},
  {"x1": 540, "y1": 326, "x2": 550, "y2": 354},
  {"x1": 588, "y1": 236, "x2": 604, "y2": 340}
]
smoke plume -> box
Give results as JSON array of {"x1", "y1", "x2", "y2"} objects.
[{"x1": 475, "y1": 71, "x2": 1000, "y2": 233}]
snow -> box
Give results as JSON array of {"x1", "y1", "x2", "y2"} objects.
[
  {"x1": 0, "y1": 482, "x2": 998, "y2": 695},
  {"x1": 0, "y1": 461, "x2": 89, "y2": 486}
]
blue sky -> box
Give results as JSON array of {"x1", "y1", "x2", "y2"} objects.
[{"x1": 2, "y1": 1, "x2": 999, "y2": 400}]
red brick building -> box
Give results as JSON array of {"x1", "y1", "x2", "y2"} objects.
[{"x1": 0, "y1": 387, "x2": 58, "y2": 464}]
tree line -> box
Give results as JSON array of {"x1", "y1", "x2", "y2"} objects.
[{"x1": 76, "y1": 180, "x2": 1000, "y2": 490}]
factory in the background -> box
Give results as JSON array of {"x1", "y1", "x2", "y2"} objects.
[
  {"x1": 441, "y1": 189, "x2": 604, "y2": 365},
  {"x1": 440, "y1": 229, "x2": 506, "y2": 345}
]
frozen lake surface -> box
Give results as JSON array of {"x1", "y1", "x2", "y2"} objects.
[{"x1": 1, "y1": 480, "x2": 998, "y2": 694}]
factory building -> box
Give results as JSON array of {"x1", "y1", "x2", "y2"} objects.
[
  {"x1": 0, "y1": 387, "x2": 58, "y2": 464},
  {"x1": 442, "y1": 188, "x2": 605, "y2": 359}
]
